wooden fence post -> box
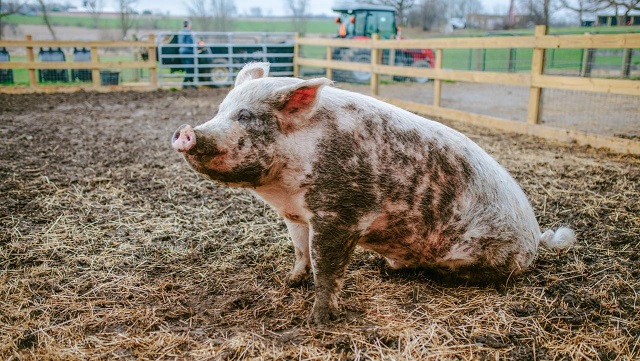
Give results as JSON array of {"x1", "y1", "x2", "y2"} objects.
[
  {"x1": 148, "y1": 34, "x2": 157, "y2": 88},
  {"x1": 580, "y1": 47, "x2": 594, "y2": 77},
  {"x1": 527, "y1": 25, "x2": 547, "y2": 125},
  {"x1": 433, "y1": 48, "x2": 443, "y2": 107},
  {"x1": 621, "y1": 48, "x2": 632, "y2": 78},
  {"x1": 508, "y1": 48, "x2": 516, "y2": 72},
  {"x1": 293, "y1": 32, "x2": 300, "y2": 77},
  {"x1": 90, "y1": 46, "x2": 100, "y2": 88},
  {"x1": 326, "y1": 45, "x2": 332, "y2": 80},
  {"x1": 475, "y1": 49, "x2": 487, "y2": 71},
  {"x1": 26, "y1": 35, "x2": 37, "y2": 88},
  {"x1": 370, "y1": 33, "x2": 380, "y2": 96}
]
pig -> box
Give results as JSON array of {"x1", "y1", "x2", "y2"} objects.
[{"x1": 171, "y1": 62, "x2": 575, "y2": 325}]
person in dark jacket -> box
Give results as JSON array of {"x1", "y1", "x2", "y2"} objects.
[{"x1": 178, "y1": 20, "x2": 196, "y2": 88}]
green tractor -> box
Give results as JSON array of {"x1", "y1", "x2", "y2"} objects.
[{"x1": 332, "y1": 4, "x2": 435, "y2": 83}]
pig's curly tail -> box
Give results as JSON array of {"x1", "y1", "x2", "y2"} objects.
[
  {"x1": 539, "y1": 227, "x2": 576, "y2": 249},
  {"x1": 540, "y1": 227, "x2": 576, "y2": 249}
]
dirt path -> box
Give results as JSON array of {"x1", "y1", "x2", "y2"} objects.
[{"x1": 1, "y1": 89, "x2": 638, "y2": 360}]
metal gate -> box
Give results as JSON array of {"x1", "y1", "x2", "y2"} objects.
[{"x1": 156, "y1": 32, "x2": 295, "y2": 88}]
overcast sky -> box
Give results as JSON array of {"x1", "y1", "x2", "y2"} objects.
[{"x1": 71, "y1": 0, "x2": 511, "y2": 17}]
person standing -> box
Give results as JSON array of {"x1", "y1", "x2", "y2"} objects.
[{"x1": 178, "y1": 20, "x2": 196, "y2": 88}]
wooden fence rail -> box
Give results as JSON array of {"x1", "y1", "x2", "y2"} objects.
[
  {"x1": 294, "y1": 26, "x2": 640, "y2": 154},
  {"x1": 0, "y1": 35, "x2": 157, "y2": 92}
]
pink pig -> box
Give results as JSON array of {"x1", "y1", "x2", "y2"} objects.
[{"x1": 172, "y1": 62, "x2": 575, "y2": 325}]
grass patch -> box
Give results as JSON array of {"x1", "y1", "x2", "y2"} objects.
[{"x1": 4, "y1": 14, "x2": 336, "y2": 34}]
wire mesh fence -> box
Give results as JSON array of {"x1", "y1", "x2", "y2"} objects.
[
  {"x1": 297, "y1": 34, "x2": 639, "y2": 143},
  {"x1": 441, "y1": 83, "x2": 530, "y2": 122},
  {"x1": 334, "y1": 80, "x2": 639, "y2": 140},
  {"x1": 299, "y1": 45, "x2": 640, "y2": 81},
  {"x1": 300, "y1": 44, "x2": 436, "y2": 84},
  {"x1": 544, "y1": 48, "x2": 640, "y2": 78},
  {"x1": 540, "y1": 89, "x2": 640, "y2": 138},
  {"x1": 443, "y1": 48, "x2": 532, "y2": 73}
]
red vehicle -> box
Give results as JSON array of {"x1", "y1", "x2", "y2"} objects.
[{"x1": 332, "y1": 4, "x2": 435, "y2": 83}]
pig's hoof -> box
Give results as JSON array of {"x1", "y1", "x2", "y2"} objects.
[
  {"x1": 308, "y1": 305, "x2": 339, "y2": 326},
  {"x1": 287, "y1": 272, "x2": 311, "y2": 288}
]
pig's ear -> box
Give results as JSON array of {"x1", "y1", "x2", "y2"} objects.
[
  {"x1": 273, "y1": 78, "x2": 332, "y2": 132},
  {"x1": 235, "y1": 62, "x2": 270, "y2": 86}
]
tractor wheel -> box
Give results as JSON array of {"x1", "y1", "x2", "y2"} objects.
[
  {"x1": 412, "y1": 60, "x2": 431, "y2": 83},
  {"x1": 209, "y1": 59, "x2": 231, "y2": 87},
  {"x1": 350, "y1": 53, "x2": 372, "y2": 83},
  {"x1": 331, "y1": 48, "x2": 350, "y2": 82}
]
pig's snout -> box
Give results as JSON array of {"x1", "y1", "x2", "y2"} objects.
[{"x1": 172, "y1": 124, "x2": 196, "y2": 153}]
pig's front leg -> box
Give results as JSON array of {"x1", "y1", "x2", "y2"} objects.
[
  {"x1": 308, "y1": 223, "x2": 358, "y2": 325},
  {"x1": 284, "y1": 219, "x2": 311, "y2": 286}
]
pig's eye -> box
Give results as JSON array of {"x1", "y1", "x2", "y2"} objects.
[{"x1": 237, "y1": 110, "x2": 252, "y2": 123}]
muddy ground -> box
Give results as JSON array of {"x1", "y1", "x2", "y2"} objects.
[{"x1": 1, "y1": 88, "x2": 639, "y2": 360}]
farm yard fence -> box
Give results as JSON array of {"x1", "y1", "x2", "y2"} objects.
[
  {"x1": 294, "y1": 26, "x2": 640, "y2": 155},
  {"x1": 1, "y1": 27, "x2": 638, "y2": 154},
  {"x1": 0, "y1": 35, "x2": 157, "y2": 92}
]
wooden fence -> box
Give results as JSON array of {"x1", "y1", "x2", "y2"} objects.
[
  {"x1": 294, "y1": 26, "x2": 640, "y2": 155},
  {"x1": 0, "y1": 35, "x2": 157, "y2": 93},
  {"x1": 1, "y1": 28, "x2": 638, "y2": 154}
]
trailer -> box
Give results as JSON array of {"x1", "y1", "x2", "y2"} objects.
[{"x1": 155, "y1": 32, "x2": 295, "y2": 88}]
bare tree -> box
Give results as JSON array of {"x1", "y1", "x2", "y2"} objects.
[
  {"x1": 37, "y1": 0, "x2": 57, "y2": 40},
  {"x1": 363, "y1": 0, "x2": 417, "y2": 25},
  {"x1": 186, "y1": 0, "x2": 214, "y2": 31},
  {"x1": 558, "y1": 0, "x2": 639, "y2": 25},
  {"x1": 518, "y1": 0, "x2": 560, "y2": 25},
  {"x1": 585, "y1": 0, "x2": 640, "y2": 25},
  {"x1": 507, "y1": 0, "x2": 517, "y2": 28},
  {"x1": 587, "y1": 0, "x2": 639, "y2": 10},
  {"x1": 285, "y1": 0, "x2": 307, "y2": 34},
  {"x1": 0, "y1": 0, "x2": 25, "y2": 39},
  {"x1": 138, "y1": 9, "x2": 167, "y2": 30},
  {"x1": 83, "y1": 0, "x2": 104, "y2": 29},
  {"x1": 185, "y1": 0, "x2": 235, "y2": 31},
  {"x1": 249, "y1": 6, "x2": 262, "y2": 17},
  {"x1": 115, "y1": 0, "x2": 137, "y2": 39},
  {"x1": 449, "y1": 0, "x2": 483, "y2": 18},
  {"x1": 407, "y1": 0, "x2": 448, "y2": 30},
  {"x1": 559, "y1": 0, "x2": 594, "y2": 24},
  {"x1": 211, "y1": 0, "x2": 235, "y2": 31}
]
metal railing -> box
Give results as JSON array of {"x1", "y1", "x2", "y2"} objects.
[{"x1": 156, "y1": 32, "x2": 295, "y2": 87}]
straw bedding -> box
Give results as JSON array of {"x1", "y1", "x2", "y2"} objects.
[{"x1": 1, "y1": 89, "x2": 638, "y2": 360}]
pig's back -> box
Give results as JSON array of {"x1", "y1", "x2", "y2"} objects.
[{"x1": 305, "y1": 87, "x2": 540, "y2": 274}]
